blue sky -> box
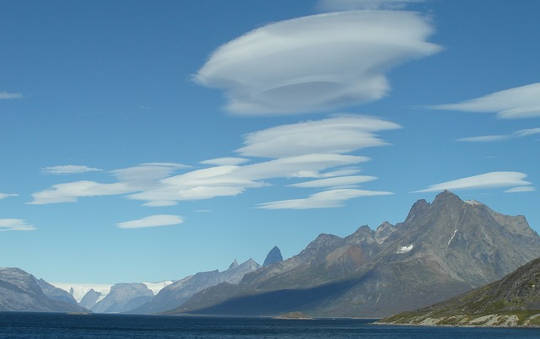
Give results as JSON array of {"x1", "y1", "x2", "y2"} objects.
[{"x1": 0, "y1": 0, "x2": 538, "y2": 284}]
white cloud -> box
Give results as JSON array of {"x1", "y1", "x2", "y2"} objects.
[
  {"x1": 30, "y1": 181, "x2": 132, "y2": 205},
  {"x1": 319, "y1": 168, "x2": 362, "y2": 177},
  {"x1": 457, "y1": 135, "x2": 510, "y2": 143},
  {"x1": 432, "y1": 83, "x2": 540, "y2": 119},
  {"x1": 200, "y1": 157, "x2": 249, "y2": 166},
  {"x1": 0, "y1": 193, "x2": 17, "y2": 200},
  {"x1": 0, "y1": 219, "x2": 36, "y2": 231},
  {"x1": 43, "y1": 165, "x2": 102, "y2": 175},
  {"x1": 31, "y1": 163, "x2": 188, "y2": 205},
  {"x1": 128, "y1": 154, "x2": 368, "y2": 206},
  {"x1": 290, "y1": 175, "x2": 377, "y2": 188},
  {"x1": 117, "y1": 215, "x2": 183, "y2": 229},
  {"x1": 0, "y1": 91, "x2": 23, "y2": 99},
  {"x1": 415, "y1": 171, "x2": 531, "y2": 193},
  {"x1": 237, "y1": 115, "x2": 400, "y2": 158},
  {"x1": 514, "y1": 127, "x2": 540, "y2": 137},
  {"x1": 317, "y1": 0, "x2": 424, "y2": 11},
  {"x1": 111, "y1": 163, "x2": 187, "y2": 187},
  {"x1": 195, "y1": 11, "x2": 440, "y2": 115},
  {"x1": 30, "y1": 116, "x2": 394, "y2": 208},
  {"x1": 258, "y1": 188, "x2": 393, "y2": 209},
  {"x1": 457, "y1": 127, "x2": 540, "y2": 143},
  {"x1": 505, "y1": 186, "x2": 535, "y2": 193}
]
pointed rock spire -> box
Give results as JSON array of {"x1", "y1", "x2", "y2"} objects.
[
  {"x1": 229, "y1": 259, "x2": 239, "y2": 270},
  {"x1": 263, "y1": 246, "x2": 283, "y2": 266}
]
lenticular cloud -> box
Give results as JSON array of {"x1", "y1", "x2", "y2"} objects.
[{"x1": 195, "y1": 10, "x2": 440, "y2": 115}]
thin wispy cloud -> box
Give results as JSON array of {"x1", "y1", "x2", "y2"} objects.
[
  {"x1": 0, "y1": 91, "x2": 23, "y2": 99},
  {"x1": 317, "y1": 0, "x2": 424, "y2": 11},
  {"x1": 457, "y1": 127, "x2": 540, "y2": 143},
  {"x1": 43, "y1": 165, "x2": 102, "y2": 175},
  {"x1": 432, "y1": 83, "x2": 540, "y2": 119},
  {"x1": 514, "y1": 127, "x2": 540, "y2": 137},
  {"x1": 457, "y1": 135, "x2": 510, "y2": 143},
  {"x1": 290, "y1": 175, "x2": 377, "y2": 188},
  {"x1": 30, "y1": 181, "x2": 132, "y2": 205},
  {"x1": 505, "y1": 186, "x2": 536, "y2": 193},
  {"x1": 117, "y1": 215, "x2": 183, "y2": 229},
  {"x1": 31, "y1": 163, "x2": 187, "y2": 205},
  {"x1": 31, "y1": 115, "x2": 395, "y2": 208},
  {"x1": 200, "y1": 157, "x2": 249, "y2": 166},
  {"x1": 195, "y1": 11, "x2": 440, "y2": 115},
  {"x1": 237, "y1": 115, "x2": 401, "y2": 158},
  {"x1": 0, "y1": 219, "x2": 36, "y2": 231},
  {"x1": 415, "y1": 171, "x2": 532, "y2": 193},
  {"x1": 0, "y1": 193, "x2": 18, "y2": 200},
  {"x1": 258, "y1": 188, "x2": 393, "y2": 210},
  {"x1": 128, "y1": 154, "x2": 369, "y2": 207}
]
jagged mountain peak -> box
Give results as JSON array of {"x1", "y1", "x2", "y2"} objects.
[
  {"x1": 377, "y1": 221, "x2": 394, "y2": 231},
  {"x1": 305, "y1": 233, "x2": 344, "y2": 251},
  {"x1": 346, "y1": 225, "x2": 376, "y2": 245},
  {"x1": 405, "y1": 199, "x2": 430, "y2": 223},
  {"x1": 263, "y1": 246, "x2": 283, "y2": 266},
  {"x1": 228, "y1": 259, "x2": 239, "y2": 270},
  {"x1": 375, "y1": 221, "x2": 396, "y2": 244},
  {"x1": 432, "y1": 190, "x2": 463, "y2": 207}
]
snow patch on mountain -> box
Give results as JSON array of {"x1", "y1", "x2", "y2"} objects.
[
  {"x1": 396, "y1": 244, "x2": 413, "y2": 254},
  {"x1": 142, "y1": 281, "x2": 173, "y2": 295},
  {"x1": 52, "y1": 283, "x2": 113, "y2": 303}
]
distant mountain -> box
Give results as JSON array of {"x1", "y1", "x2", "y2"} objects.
[
  {"x1": 0, "y1": 268, "x2": 87, "y2": 313},
  {"x1": 172, "y1": 191, "x2": 540, "y2": 318},
  {"x1": 131, "y1": 258, "x2": 260, "y2": 314},
  {"x1": 51, "y1": 283, "x2": 112, "y2": 305},
  {"x1": 91, "y1": 283, "x2": 153, "y2": 313},
  {"x1": 381, "y1": 257, "x2": 540, "y2": 327},
  {"x1": 263, "y1": 246, "x2": 283, "y2": 266},
  {"x1": 37, "y1": 279, "x2": 78, "y2": 306},
  {"x1": 79, "y1": 289, "x2": 101, "y2": 310}
]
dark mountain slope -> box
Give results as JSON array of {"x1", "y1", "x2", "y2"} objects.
[
  {"x1": 0, "y1": 268, "x2": 87, "y2": 313},
  {"x1": 381, "y1": 257, "x2": 540, "y2": 327}
]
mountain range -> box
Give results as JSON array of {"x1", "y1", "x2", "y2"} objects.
[
  {"x1": 131, "y1": 258, "x2": 261, "y2": 314},
  {"x1": 170, "y1": 191, "x2": 540, "y2": 317},
  {"x1": 1, "y1": 191, "x2": 538, "y2": 318}
]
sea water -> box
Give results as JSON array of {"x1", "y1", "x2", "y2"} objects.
[{"x1": 0, "y1": 312, "x2": 539, "y2": 338}]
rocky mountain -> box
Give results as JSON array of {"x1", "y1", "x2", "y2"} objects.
[
  {"x1": 0, "y1": 268, "x2": 87, "y2": 312},
  {"x1": 130, "y1": 258, "x2": 260, "y2": 314},
  {"x1": 79, "y1": 289, "x2": 102, "y2": 310},
  {"x1": 381, "y1": 257, "x2": 540, "y2": 327},
  {"x1": 91, "y1": 283, "x2": 154, "y2": 313},
  {"x1": 263, "y1": 246, "x2": 283, "y2": 266},
  {"x1": 171, "y1": 191, "x2": 540, "y2": 318},
  {"x1": 36, "y1": 279, "x2": 78, "y2": 306}
]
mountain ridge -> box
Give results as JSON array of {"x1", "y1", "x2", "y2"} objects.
[{"x1": 171, "y1": 191, "x2": 540, "y2": 317}]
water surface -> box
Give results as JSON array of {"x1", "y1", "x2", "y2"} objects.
[{"x1": 0, "y1": 312, "x2": 539, "y2": 338}]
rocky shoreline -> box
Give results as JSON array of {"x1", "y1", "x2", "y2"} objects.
[{"x1": 378, "y1": 312, "x2": 540, "y2": 328}]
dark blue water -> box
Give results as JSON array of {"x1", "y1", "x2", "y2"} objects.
[{"x1": 0, "y1": 313, "x2": 539, "y2": 338}]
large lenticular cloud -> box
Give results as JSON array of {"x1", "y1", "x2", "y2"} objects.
[{"x1": 195, "y1": 10, "x2": 441, "y2": 115}]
